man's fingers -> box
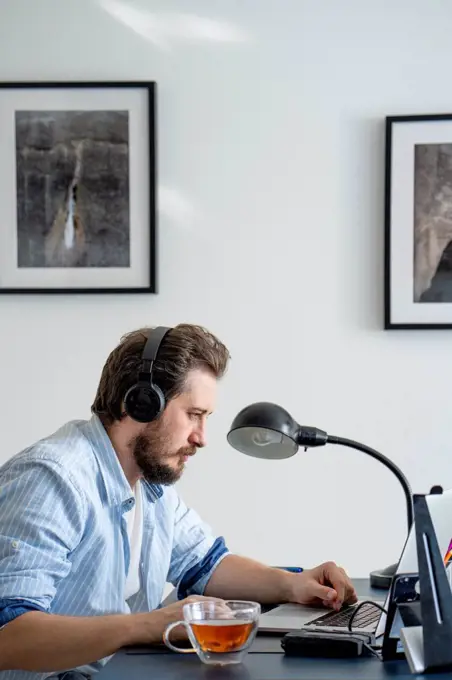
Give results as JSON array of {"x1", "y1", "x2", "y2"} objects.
[
  {"x1": 184, "y1": 595, "x2": 233, "y2": 617},
  {"x1": 336, "y1": 566, "x2": 358, "y2": 604},
  {"x1": 185, "y1": 595, "x2": 225, "y2": 603},
  {"x1": 321, "y1": 598, "x2": 343, "y2": 610},
  {"x1": 325, "y1": 565, "x2": 346, "y2": 603},
  {"x1": 346, "y1": 585, "x2": 358, "y2": 604},
  {"x1": 308, "y1": 582, "x2": 340, "y2": 608},
  {"x1": 321, "y1": 562, "x2": 360, "y2": 606}
]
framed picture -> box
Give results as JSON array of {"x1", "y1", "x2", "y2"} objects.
[
  {"x1": 0, "y1": 80, "x2": 156, "y2": 294},
  {"x1": 385, "y1": 113, "x2": 452, "y2": 328}
]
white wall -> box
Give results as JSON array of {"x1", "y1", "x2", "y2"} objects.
[{"x1": 1, "y1": 0, "x2": 452, "y2": 579}]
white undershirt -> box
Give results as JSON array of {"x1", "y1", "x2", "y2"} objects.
[{"x1": 124, "y1": 480, "x2": 143, "y2": 601}]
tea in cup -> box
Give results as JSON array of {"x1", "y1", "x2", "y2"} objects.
[{"x1": 163, "y1": 600, "x2": 261, "y2": 665}]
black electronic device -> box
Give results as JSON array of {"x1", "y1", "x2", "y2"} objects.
[
  {"x1": 400, "y1": 494, "x2": 452, "y2": 674},
  {"x1": 281, "y1": 629, "x2": 376, "y2": 659},
  {"x1": 123, "y1": 326, "x2": 172, "y2": 423}
]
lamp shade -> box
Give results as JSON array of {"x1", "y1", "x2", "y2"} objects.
[
  {"x1": 227, "y1": 400, "x2": 415, "y2": 590},
  {"x1": 227, "y1": 401, "x2": 329, "y2": 459},
  {"x1": 227, "y1": 402, "x2": 299, "y2": 459}
]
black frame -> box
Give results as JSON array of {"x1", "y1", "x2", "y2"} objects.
[
  {"x1": 385, "y1": 113, "x2": 452, "y2": 329},
  {"x1": 0, "y1": 80, "x2": 157, "y2": 295}
]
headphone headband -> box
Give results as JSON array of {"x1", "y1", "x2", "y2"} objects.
[{"x1": 141, "y1": 326, "x2": 172, "y2": 367}]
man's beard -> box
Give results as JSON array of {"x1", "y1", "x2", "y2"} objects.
[{"x1": 130, "y1": 422, "x2": 196, "y2": 485}]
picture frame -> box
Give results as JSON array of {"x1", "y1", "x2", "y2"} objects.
[
  {"x1": 385, "y1": 113, "x2": 452, "y2": 329},
  {"x1": 0, "y1": 80, "x2": 156, "y2": 294}
]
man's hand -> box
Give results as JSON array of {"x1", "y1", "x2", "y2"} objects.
[
  {"x1": 157, "y1": 595, "x2": 226, "y2": 640},
  {"x1": 287, "y1": 561, "x2": 358, "y2": 611},
  {"x1": 162, "y1": 595, "x2": 225, "y2": 620},
  {"x1": 204, "y1": 554, "x2": 358, "y2": 610}
]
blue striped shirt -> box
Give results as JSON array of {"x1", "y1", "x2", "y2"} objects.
[{"x1": 0, "y1": 415, "x2": 229, "y2": 679}]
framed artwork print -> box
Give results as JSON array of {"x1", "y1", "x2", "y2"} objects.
[
  {"x1": 0, "y1": 80, "x2": 156, "y2": 294},
  {"x1": 385, "y1": 113, "x2": 452, "y2": 328}
]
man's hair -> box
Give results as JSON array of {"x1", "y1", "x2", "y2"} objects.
[{"x1": 91, "y1": 323, "x2": 230, "y2": 427}]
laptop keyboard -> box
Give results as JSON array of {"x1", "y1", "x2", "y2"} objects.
[{"x1": 306, "y1": 602, "x2": 380, "y2": 630}]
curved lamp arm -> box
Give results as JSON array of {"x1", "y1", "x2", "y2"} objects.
[{"x1": 326, "y1": 434, "x2": 414, "y2": 531}]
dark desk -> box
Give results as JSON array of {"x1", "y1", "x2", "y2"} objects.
[{"x1": 95, "y1": 579, "x2": 446, "y2": 679}]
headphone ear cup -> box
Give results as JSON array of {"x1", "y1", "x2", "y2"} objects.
[{"x1": 124, "y1": 382, "x2": 165, "y2": 423}]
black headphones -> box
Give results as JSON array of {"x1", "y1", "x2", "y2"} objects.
[{"x1": 123, "y1": 326, "x2": 172, "y2": 423}]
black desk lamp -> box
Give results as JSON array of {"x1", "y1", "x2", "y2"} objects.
[{"x1": 227, "y1": 401, "x2": 414, "y2": 590}]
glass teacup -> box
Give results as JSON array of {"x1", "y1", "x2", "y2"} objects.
[{"x1": 163, "y1": 599, "x2": 261, "y2": 665}]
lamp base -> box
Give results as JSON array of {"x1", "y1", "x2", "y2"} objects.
[{"x1": 369, "y1": 562, "x2": 398, "y2": 589}]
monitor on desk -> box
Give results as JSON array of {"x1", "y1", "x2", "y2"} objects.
[{"x1": 378, "y1": 487, "x2": 452, "y2": 659}]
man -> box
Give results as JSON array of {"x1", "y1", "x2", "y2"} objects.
[{"x1": 0, "y1": 324, "x2": 357, "y2": 679}]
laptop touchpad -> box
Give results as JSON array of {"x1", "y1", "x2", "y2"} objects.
[{"x1": 259, "y1": 604, "x2": 326, "y2": 631}]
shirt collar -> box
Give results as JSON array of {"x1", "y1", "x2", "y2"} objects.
[{"x1": 82, "y1": 414, "x2": 163, "y2": 506}]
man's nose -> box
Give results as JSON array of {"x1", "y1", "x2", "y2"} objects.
[{"x1": 189, "y1": 426, "x2": 207, "y2": 448}]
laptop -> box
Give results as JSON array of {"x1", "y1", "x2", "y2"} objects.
[{"x1": 259, "y1": 487, "x2": 452, "y2": 644}]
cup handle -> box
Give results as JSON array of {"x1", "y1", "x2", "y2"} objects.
[{"x1": 163, "y1": 621, "x2": 196, "y2": 654}]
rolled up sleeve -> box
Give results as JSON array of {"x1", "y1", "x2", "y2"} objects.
[
  {"x1": 166, "y1": 493, "x2": 230, "y2": 599},
  {"x1": 0, "y1": 457, "x2": 86, "y2": 622},
  {"x1": 0, "y1": 598, "x2": 47, "y2": 628}
]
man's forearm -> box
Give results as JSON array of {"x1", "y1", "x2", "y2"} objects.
[
  {"x1": 204, "y1": 555, "x2": 295, "y2": 604},
  {"x1": 0, "y1": 608, "x2": 169, "y2": 672}
]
